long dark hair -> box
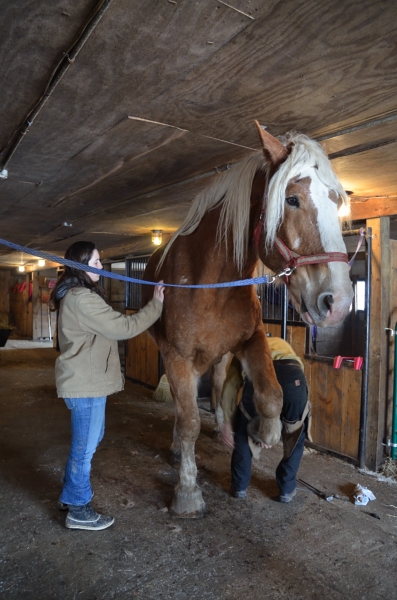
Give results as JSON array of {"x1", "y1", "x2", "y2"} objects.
[{"x1": 49, "y1": 241, "x2": 107, "y2": 311}]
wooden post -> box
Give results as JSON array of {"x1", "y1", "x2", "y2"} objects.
[
  {"x1": 387, "y1": 241, "x2": 397, "y2": 450},
  {"x1": 365, "y1": 217, "x2": 390, "y2": 470}
]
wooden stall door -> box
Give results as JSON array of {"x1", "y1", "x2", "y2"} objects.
[
  {"x1": 306, "y1": 360, "x2": 362, "y2": 460},
  {"x1": 125, "y1": 310, "x2": 160, "y2": 388}
]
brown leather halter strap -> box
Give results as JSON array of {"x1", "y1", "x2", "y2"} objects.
[{"x1": 273, "y1": 236, "x2": 349, "y2": 270}]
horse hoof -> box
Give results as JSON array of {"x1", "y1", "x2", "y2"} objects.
[
  {"x1": 247, "y1": 415, "x2": 281, "y2": 446},
  {"x1": 170, "y1": 486, "x2": 206, "y2": 518}
]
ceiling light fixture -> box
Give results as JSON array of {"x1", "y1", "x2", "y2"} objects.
[
  {"x1": 38, "y1": 259, "x2": 45, "y2": 267},
  {"x1": 338, "y1": 191, "x2": 353, "y2": 218},
  {"x1": 18, "y1": 265, "x2": 25, "y2": 272},
  {"x1": 151, "y1": 230, "x2": 163, "y2": 246}
]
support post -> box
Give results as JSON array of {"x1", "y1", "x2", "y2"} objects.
[{"x1": 365, "y1": 217, "x2": 391, "y2": 470}]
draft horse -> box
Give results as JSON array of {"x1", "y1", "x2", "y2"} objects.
[{"x1": 143, "y1": 122, "x2": 353, "y2": 517}]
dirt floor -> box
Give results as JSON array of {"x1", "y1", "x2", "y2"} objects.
[{"x1": 1, "y1": 347, "x2": 397, "y2": 600}]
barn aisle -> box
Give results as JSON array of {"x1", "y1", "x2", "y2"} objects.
[{"x1": 0, "y1": 348, "x2": 396, "y2": 600}]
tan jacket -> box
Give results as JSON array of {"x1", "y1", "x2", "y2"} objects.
[{"x1": 55, "y1": 287, "x2": 162, "y2": 398}]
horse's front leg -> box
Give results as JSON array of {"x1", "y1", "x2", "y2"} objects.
[
  {"x1": 166, "y1": 359, "x2": 206, "y2": 518},
  {"x1": 210, "y1": 352, "x2": 232, "y2": 431},
  {"x1": 240, "y1": 330, "x2": 283, "y2": 446}
]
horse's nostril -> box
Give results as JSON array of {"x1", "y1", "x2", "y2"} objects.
[{"x1": 318, "y1": 292, "x2": 334, "y2": 316}]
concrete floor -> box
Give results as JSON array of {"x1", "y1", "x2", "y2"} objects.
[{"x1": 1, "y1": 347, "x2": 397, "y2": 600}]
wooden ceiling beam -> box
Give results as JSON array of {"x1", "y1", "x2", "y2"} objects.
[{"x1": 351, "y1": 198, "x2": 397, "y2": 220}]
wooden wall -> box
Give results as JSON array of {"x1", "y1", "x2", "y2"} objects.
[
  {"x1": 0, "y1": 270, "x2": 11, "y2": 316},
  {"x1": 305, "y1": 359, "x2": 362, "y2": 460},
  {"x1": 125, "y1": 310, "x2": 159, "y2": 387},
  {"x1": 9, "y1": 274, "x2": 32, "y2": 338}
]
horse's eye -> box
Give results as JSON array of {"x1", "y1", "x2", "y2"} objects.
[{"x1": 286, "y1": 196, "x2": 300, "y2": 208}]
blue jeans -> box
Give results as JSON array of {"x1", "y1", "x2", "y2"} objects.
[
  {"x1": 60, "y1": 397, "x2": 107, "y2": 506},
  {"x1": 231, "y1": 361, "x2": 307, "y2": 495}
]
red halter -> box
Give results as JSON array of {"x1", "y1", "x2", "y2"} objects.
[{"x1": 253, "y1": 210, "x2": 349, "y2": 284}]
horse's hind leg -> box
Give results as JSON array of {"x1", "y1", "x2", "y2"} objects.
[
  {"x1": 211, "y1": 352, "x2": 232, "y2": 432},
  {"x1": 165, "y1": 359, "x2": 206, "y2": 518}
]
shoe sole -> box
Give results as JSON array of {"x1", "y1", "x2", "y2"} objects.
[{"x1": 65, "y1": 516, "x2": 115, "y2": 531}]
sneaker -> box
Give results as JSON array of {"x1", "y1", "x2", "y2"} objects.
[
  {"x1": 231, "y1": 488, "x2": 247, "y2": 499},
  {"x1": 65, "y1": 502, "x2": 114, "y2": 531},
  {"x1": 278, "y1": 488, "x2": 297, "y2": 503}
]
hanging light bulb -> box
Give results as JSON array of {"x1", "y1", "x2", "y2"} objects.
[
  {"x1": 338, "y1": 203, "x2": 351, "y2": 218},
  {"x1": 18, "y1": 265, "x2": 25, "y2": 272},
  {"x1": 338, "y1": 191, "x2": 353, "y2": 218},
  {"x1": 38, "y1": 259, "x2": 45, "y2": 267},
  {"x1": 151, "y1": 230, "x2": 163, "y2": 246}
]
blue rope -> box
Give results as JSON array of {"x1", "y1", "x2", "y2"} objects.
[{"x1": 0, "y1": 237, "x2": 270, "y2": 289}]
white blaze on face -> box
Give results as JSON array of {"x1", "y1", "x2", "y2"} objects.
[
  {"x1": 299, "y1": 167, "x2": 352, "y2": 324},
  {"x1": 292, "y1": 236, "x2": 301, "y2": 251},
  {"x1": 303, "y1": 167, "x2": 345, "y2": 254}
]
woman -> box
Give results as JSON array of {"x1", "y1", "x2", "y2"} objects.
[{"x1": 50, "y1": 241, "x2": 164, "y2": 531}]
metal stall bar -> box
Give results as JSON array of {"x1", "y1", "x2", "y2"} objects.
[{"x1": 391, "y1": 323, "x2": 397, "y2": 460}]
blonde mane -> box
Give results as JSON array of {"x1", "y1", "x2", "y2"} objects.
[{"x1": 157, "y1": 132, "x2": 349, "y2": 273}]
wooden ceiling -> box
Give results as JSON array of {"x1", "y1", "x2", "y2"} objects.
[{"x1": 1, "y1": 0, "x2": 397, "y2": 267}]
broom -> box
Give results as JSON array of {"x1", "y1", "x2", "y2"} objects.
[{"x1": 153, "y1": 374, "x2": 173, "y2": 402}]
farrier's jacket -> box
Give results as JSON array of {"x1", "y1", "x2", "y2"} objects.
[{"x1": 55, "y1": 287, "x2": 163, "y2": 398}]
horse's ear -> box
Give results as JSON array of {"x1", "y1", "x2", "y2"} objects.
[{"x1": 254, "y1": 121, "x2": 289, "y2": 166}]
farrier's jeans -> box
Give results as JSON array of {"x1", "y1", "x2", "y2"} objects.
[
  {"x1": 60, "y1": 396, "x2": 107, "y2": 506},
  {"x1": 231, "y1": 361, "x2": 307, "y2": 495}
]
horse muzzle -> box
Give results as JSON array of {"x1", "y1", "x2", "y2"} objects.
[{"x1": 300, "y1": 289, "x2": 352, "y2": 328}]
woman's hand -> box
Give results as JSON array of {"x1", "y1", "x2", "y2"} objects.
[
  {"x1": 153, "y1": 280, "x2": 165, "y2": 303},
  {"x1": 220, "y1": 422, "x2": 235, "y2": 449}
]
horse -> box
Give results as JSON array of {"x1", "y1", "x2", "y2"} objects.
[{"x1": 143, "y1": 122, "x2": 353, "y2": 518}]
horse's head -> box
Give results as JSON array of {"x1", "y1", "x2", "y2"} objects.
[{"x1": 255, "y1": 122, "x2": 353, "y2": 328}]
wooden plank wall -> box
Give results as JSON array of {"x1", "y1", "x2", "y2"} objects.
[
  {"x1": 9, "y1": 274, "x2": 32, "y2": 338},
  {"x1": 305, "y1": 360, "x2": 362, "y2": 460},
  {"x1": 125, "y1": 309, "x2": 159, "y2": 388},
  {"x1": 0, "y1": 270, "x2": 11, "y2": 315}
]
